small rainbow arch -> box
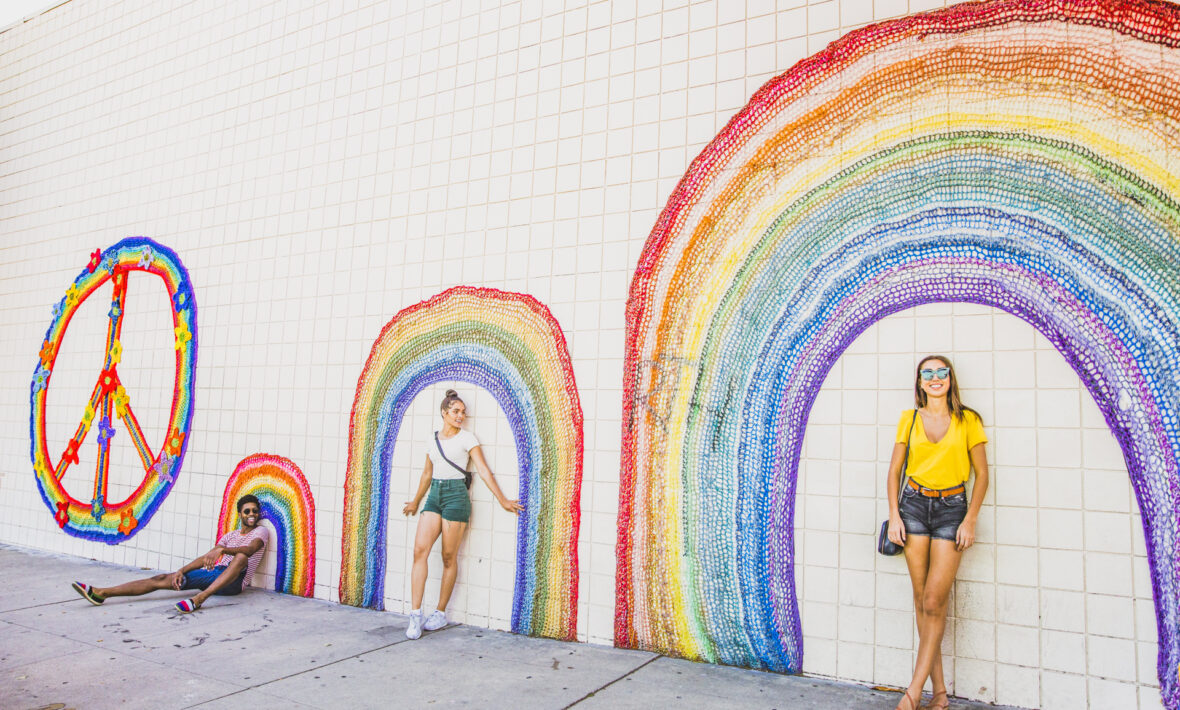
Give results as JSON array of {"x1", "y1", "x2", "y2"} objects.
[
  {"x1": 615, "y1": 1, "x2": 1180, "y2": 705},
  {"x1": 219, "y1": 454, "x2": 316, "y2": 597},
  {"x1": 339, "y1": 286, "x2": 583, "y2": 641}
]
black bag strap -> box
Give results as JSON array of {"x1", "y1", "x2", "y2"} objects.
[
  {"x1": 896, "y1": 409, "x2": 918, "y2": 504},
  {"x1": 435, "y1": 431, "x2": 473, "y2": 489}
]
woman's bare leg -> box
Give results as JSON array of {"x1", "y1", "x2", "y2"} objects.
[
  {"x1": 411, "y1": 512, "x2": 443, "y2": 610},
  {"x1": 435, "y1": 519, "x2": 468, "y2": 612},
  {"x1": 905, "y1": 539, "x2": 962, "y2": 701},
  {"x1": 901, "y1": 535, "x2": 948, "y2": 698}
]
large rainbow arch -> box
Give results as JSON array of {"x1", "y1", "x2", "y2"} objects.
[
  {"x1": 339, "y1": 286, "x2": 583, "y2": 640},
  {"x1": 615, "y1": 1, "x2": 1180, "y2": 705}
]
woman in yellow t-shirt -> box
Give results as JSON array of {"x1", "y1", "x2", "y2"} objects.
[{"x1": 885, "y1": 355, "x2": 989, "y2": 710}]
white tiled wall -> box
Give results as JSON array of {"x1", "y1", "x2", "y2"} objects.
[
  {"x1": 796, "y1": 304, "x2": 1162, "y2": 709},
  {"x1": 1, "y1": 0, "x2": 1167, "y2": 707}
]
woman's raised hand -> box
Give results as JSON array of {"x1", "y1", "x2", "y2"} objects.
[
  {"x1": 887, "y1": 514, "x2": 906, "y2": 547},
  {"x1": 500, "y1": 498, "x2": 524, "y2": 515},
  {"x1": 403, "y1": 499, "x2": 419, "y2": 516}
]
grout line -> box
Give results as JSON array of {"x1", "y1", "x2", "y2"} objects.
[{"x1": 560, "y1": 653, "x2": 660, "y2": 708}]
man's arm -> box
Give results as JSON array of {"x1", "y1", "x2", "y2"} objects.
[
  {"x1": 198, "y1": 535, "x2": 265, "y2": 570},
  {"x1": 169, "y1": 553, "x2": 214, "y2": 590},
  {"x1": 218, "y1": 538, "x2": 265, "y2": 557}
]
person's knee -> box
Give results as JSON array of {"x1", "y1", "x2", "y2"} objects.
[
  {"x1": 413, "y1": 541, "x2": 431, "y2": 561},
  {"x1": 921, "y1": 590, "x2": 949, "y2": 616},
  {"x1": 226, "y1": 553, "x2": 248, "y2": 571},
  {"x1": 441, "y1": 549, "x2": 458, "y2": 568}
]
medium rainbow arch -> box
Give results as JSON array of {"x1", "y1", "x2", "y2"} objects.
[
  {"x1": 339, "y1": 286, "x2": 583, "y2": 641},
  {"x1": 615, "y1": 1, "x2": 1180, "y2": 705},
  {"x1": 219, "y1": 454, "x2": 316, "y2": 598}
]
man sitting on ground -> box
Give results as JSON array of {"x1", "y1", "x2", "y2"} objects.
[{"x1": 71, "y1": 495, "x2": 270, "y2": 613}]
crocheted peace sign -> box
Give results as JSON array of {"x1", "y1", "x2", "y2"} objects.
[{"x1": 31, "y1": 238, "x2": 197, "y2": 543}]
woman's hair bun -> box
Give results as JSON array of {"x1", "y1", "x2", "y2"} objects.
[{"x1": 445, "y1": 389, "x2": 458, "y2": 398}]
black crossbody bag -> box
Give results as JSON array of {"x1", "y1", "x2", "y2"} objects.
[
  {"x1": 877, "y1": 410, "x2": 918, "y2": 556},
  {"x1": 434, "y1": 431, "x2": 473, "y2": 489}
]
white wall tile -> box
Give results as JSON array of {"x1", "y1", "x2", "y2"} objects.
[{"x1": 2, "y1": 2, "x2": 1164, "y2": 706}]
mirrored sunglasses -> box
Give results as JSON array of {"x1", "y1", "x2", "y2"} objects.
[{"x1": 920, "y1": 367, "x2": 950, "y2": 381}]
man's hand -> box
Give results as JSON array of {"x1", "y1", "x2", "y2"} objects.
[
  {"x1": 201, "y1": 547, "x2": 223, "y2": 570},
  {"x1": 170, "y1": 570, "x2": 185, "y2": 590}
]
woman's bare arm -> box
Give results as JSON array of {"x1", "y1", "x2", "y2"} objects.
[
  {"x1": 468, "y1": 445, "x2": 523, "y2": 514},
  {"x1": 403, "y1": 456, "x2": 434, "y2": 515}
]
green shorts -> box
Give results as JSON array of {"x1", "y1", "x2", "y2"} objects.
[{"x1": 421, "y1": 478, "x2": 470, "y2": 523}]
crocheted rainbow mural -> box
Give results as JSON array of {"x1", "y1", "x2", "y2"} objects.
[
  {"x1": 616, "y1": 0, "x2": 1180, "y2": 704},
  {"x1": 30, "y1": 237, "x2": 196, "y2": 543},
  {"x1": 339, "y1": 286, "x2": 583, "y2": 640},
  {"x1": 219, "y1": 454, "x2": 316, "y2": 597}
]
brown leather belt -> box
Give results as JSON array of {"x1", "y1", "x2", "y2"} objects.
[{"x1": 907, "y1": 479, "x2": 965, "y2": 498}]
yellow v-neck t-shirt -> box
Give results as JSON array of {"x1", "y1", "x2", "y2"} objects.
[{"x1": 896, "y1": 409, "x2": 988, "y2": 490}]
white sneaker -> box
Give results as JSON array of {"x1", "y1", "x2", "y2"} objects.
[
  {"x1": 423, "y1": 609, "x2": 447, "y2": 631},
  {"x1": 406, "y1": 610, "x2": 423, "y2": 640}
]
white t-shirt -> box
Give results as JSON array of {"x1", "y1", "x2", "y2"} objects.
[{"x1": 426, "y1": 429, "x2": 480, "y2": 480}]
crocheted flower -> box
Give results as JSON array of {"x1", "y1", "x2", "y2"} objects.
[
  {"x1": 82, "y1": 403, "x2": 95, "y2": 427},
  {"x1": 39, "y1": 340, "x2": 55, "y2": 368},
  {"x1": 152, "y1": 453, "x2": 176, "y2": 483},
  {"x1": 138, "y1": 246, "x2": 154, "y2": 269},
  {"x1": 91, "y1": 498, "x2": 106, "y2": 520},
  {"x1": 32, "y1": 365, "x2": 50, "y2": 393},
  {"x1": 102, "y1": 253, "x2": 117, "y2": 274},
  {"x1": 88, "y1": 249, "x2": 102, "y2": 273},
  {"x1": 172, "y1": 285, "x2": 191, "y2": 311},
  {"x1": 118, "y1": 509, "x2": 137, "y2": 534},
  {"x1": 99, "y1": 368, "x2": 119, "y2": 395},
  {"x1": 109, "y1": 339, "x2": 122, "y2": 365},
  {"x1": 96, "y1": 417, "x2": 115, "y2": 446},
  {"x1": 62, "y1": 439, "x2": 80, "y2": 466},
  {"x1": 55, "y1": 501, "x2": 70, "y2": 528},
  {"x1": 174, "y1": 322, "x2": 191, "y2": 350},
  {"x1": 113, "y1": 386, "x2": 130, "y2": 417},
  {"x1": 65, "y1": 285, "x2": 79, "y2": 309},
  {"x1": 109, "y1": 301, "x2": 122, "y2": 321},
  {"x1": 52, "y1": 299, "x2": 63, "y2": 318},
  {"x1": 164, "y1": 429, "x2": 186, "y2": 457}
]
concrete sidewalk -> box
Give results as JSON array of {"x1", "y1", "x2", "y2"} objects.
[{"x1": 0, "y1": 545, "x2": 1025, "y2": 709}]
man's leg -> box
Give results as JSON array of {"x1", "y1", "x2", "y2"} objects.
[
  {"x1": 185, "y1": 554, "x2": 248, "y2": 610},
  {"x1": 92, "y1": 573, "x2": 176, "y2": 600}
]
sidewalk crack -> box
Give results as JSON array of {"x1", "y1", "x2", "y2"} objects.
[{"x1": 561, "y1": 654, "x2": 660, "y2": 708}]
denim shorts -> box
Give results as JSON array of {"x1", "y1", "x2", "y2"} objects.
[
  {"x1": 180, "y1": 566, "x2": 245, "y2": 595},
  {"x1": 898, "y1": 485, "x2": 968, "y2": 541},
  {"x1": 421, "y1": 478, "x2": 471, "y2": 523}
]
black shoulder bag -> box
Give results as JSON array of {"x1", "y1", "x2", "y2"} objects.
[
  {"x1": 877, "y1": 410, "x2": 918, "y2": 556},
  {"x1": 434, "y1": 432, "x2": 473, "y2": 489}
]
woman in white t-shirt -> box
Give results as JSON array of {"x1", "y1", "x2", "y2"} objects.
[{"x1": 401, "y1": 389, "x2": 523, "y2": 639}]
